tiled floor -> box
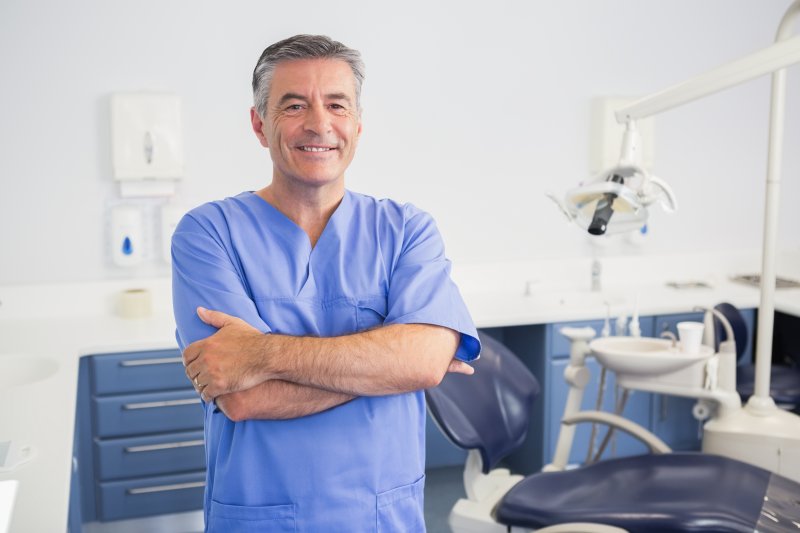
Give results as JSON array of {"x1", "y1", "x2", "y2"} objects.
[{"x1": 424, "y1": 465, "x2": 465, "y2": 533}]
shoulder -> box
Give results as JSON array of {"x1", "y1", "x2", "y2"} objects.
[
  {"x1": 346, "y1": 190, "x2": 435, "y2": 229},
  {"x1": 177, "y1": 192, "x2": 253, "y2": 235}
]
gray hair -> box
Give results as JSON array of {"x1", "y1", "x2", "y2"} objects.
[{"x1": 252, "y1": 34, "x2": 365, "y2": 118}]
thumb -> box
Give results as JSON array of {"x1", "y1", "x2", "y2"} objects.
[
  {"x1": 447, "y1": 360, "x2": 475, "y2": 376},
  {"x1": 197, "y1": 307, "x2": 234, "y2": 329}
]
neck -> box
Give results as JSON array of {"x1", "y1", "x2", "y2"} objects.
[{"x1": 256, "y1": 180, "x2": 344, "y2": 247}]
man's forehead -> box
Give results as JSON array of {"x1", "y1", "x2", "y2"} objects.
[{"x1": 271, "y1": 58, "x2": 356, "y2": 95}]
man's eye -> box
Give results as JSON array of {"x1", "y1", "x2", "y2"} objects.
[
  {"x1": 329, "y1": 104, "x2": 347, "y2": 114},
  {"x1": 285, "y1": 104, "x2": 304, "y2": 112}
]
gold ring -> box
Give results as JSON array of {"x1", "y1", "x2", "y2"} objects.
[{"x1": 194, "y1": 377, "x2": 199, "y2": 386}]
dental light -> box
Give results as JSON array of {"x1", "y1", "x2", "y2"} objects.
[
  {"x1": 552, "y1": 121, "x2": 677, "y2": 236},
  {"x1": 559, "y1": 0, "x2": 800, "y2": 481}
]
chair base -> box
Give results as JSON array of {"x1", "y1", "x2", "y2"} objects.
[{"x1": 449, "y1": 469, "x2": 524, "y2": 533}]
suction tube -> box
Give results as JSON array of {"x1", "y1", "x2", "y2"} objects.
[{"x1": 588, "y1": 174, "x2": 625, "y2": 235}]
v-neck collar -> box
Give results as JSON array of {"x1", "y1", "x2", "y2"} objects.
[{"x1": 242, "y1": 190, "x2": 350, "y2": 253}]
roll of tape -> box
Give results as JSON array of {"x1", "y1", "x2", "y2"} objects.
[{"x1": 117, "y1": 288, "x2": 152, "y2": 319}]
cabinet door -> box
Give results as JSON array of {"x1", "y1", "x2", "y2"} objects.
[
  {"x1": 651, "y1": 312, "x2": 705, "y2": 450},
  {"x1": 548, "y1": 358, "x2": 652, "y2": 465}
]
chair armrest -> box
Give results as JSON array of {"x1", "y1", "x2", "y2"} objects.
[{"x1": 561, "y1": 411, "x2": 672, "y2": 454}]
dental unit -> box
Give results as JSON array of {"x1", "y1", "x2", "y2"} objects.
[{"x1": 552, "y1": 0, "x2": 800, "y2": 482}]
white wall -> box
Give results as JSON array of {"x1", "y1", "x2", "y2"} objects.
[{"x1": 1, "y1": 0, "x2": 798, "y2": 284}]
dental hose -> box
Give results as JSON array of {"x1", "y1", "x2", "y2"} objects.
[
  {"x1": 585, "y1": 367, "x2": 609, "y2": 464},
  {"x1": 592, "y1": 388, "x2": 631, "y2": 463}
]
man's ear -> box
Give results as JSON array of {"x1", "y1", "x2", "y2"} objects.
[{"x1": 250, "y1": 107, "x2": 269, "y2": 148}]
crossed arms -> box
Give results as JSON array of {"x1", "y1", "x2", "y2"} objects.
[{"x1": 181, "y1": 306, "x2": 472, "y2": 421}]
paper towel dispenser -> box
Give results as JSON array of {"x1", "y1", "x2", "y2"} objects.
[{"x1": 110, "y1": 92, "x2": 183, "y2": 197}]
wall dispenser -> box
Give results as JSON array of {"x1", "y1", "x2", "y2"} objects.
[
  {"x1": 110, "y1": 205, "x2": 144, "y2": 267},
  {"x1": 111, "y1": 92, "x2": 183, "y2": 197}
]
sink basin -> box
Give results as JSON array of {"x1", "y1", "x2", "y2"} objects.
[
  {"x1": 0, "y1": 355, "x2": 59, "y2": 389},
  {"x1": 589, "y1": 336, "x2": 713, "y2": 376}
]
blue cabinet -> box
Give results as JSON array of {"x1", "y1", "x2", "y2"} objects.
[{"x1": 73, "y1": 349, "x2": 205, "y2": 525}]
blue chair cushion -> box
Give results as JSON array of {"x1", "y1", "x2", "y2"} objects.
[
  {"x1": 714, "y1": 302, "x2": 800, "y2": 406},
  {"x1": 736, "y1": 364, "x2": 800, "y2": 405},
  {"x1": 494, "y1": 453, "x2": 770, "y2": 532}
]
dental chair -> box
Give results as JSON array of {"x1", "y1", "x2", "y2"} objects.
[
  {"x1": 713, "y1": 302, "x2": 800, "y2": 412},
  {"x1": 426, "y1": 331, "x2": 800, "y2": 532}
]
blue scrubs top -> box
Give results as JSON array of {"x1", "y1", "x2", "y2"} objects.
[{"x1": 172, "y1": 190, "x2": 480, "y2": 532}]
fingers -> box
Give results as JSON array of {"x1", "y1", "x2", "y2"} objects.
[
  {"x1": 197, "y1": 307, "x2": 235, "y2": 329},
  {"x1": 447, "y1": 360, "x2": 475, "y2": 375},
  {"x1": 182, "y1": 340, "x2": 200, "y2": 367}
]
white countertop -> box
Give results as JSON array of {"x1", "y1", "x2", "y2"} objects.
[{"x1": 0, "y1": 249, "x2": 798, "y2": 532}]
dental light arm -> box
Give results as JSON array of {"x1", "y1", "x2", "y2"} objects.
[{"x1": 614, "y1": 34, "x2": 800, "y2": 123}]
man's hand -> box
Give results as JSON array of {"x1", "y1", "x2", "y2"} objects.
[
  {"x1": 447, "y1": 359, "x2": 474, "y2": 376},
  {"x1": 183, "y1": 307, "x2": 269, "y2": 402}
]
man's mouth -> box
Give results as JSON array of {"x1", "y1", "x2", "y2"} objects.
[{"x1": 298, "y1": 146, "x2": 335, "y2": 152}]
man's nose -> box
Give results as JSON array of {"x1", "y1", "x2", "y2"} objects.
[{"x1": 303, "y1": 105, "x2": 332, "y2": 135}]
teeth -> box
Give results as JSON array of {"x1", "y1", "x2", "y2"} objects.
[{"x1": 300, "y1": 146, "x2": 333, "y2": 152}]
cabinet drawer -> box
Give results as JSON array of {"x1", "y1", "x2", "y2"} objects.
[
  {"x1": 93, "y1": 390, "x2": 204, "y2": 438},
  {"x1": 97, "y1": 471, "x2": 205, "y2": 521},
  {"x1": 95, "y1": 430, "x2": 205, "y2": 481},
  {"x1": 90, "y1": 349, "x2": 188, "y2": 395}
]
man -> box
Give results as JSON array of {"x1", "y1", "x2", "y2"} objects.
[{"x1": 172, "y1": 34, "x2": 480, "y2": 532}]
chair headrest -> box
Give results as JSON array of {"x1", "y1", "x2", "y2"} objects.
[{"x1": 425, "y1": 332, "x2": 540, "y2": 473}]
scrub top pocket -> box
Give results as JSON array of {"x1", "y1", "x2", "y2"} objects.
[
  {"x1": 207, "y1": 500, "x2": 296, "y2": 533},
  {"x1": 376, "y1": 474, "x2": 426, "y2": 533}
]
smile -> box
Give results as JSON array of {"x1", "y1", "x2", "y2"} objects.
[{"x1": 298, "y1": 146, "x2": 335, "y2": 152}]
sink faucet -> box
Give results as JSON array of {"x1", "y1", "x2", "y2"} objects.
[{"x1": 591, "y1": 258, "x2": 602, "y2": 292}]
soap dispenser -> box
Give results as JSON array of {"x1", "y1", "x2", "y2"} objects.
[{"x1": 110, "y1": 206, "x2": 144, "y2": 267}]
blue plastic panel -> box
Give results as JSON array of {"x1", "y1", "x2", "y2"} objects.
[
  {"x1": 93, "y1": 389, "x2": 204, "y2": 438},
  {"x1": 95, "y1": 430, "x2": 206, "y2": 481},
  {"x1": 97, "y1": 471, "x2": 205, "y2": 522},
  {"x1": 90, "y1": 349, "x2": 188, "y2": 395}
]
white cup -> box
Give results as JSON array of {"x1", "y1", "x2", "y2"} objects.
[{"x1": 677, "y1": 321, "x2": 705, "y2": 354}]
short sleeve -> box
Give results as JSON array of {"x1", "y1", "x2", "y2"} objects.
[
  {"x1": 171, "y1": 210, "x2": 271, "y2": 352},
  {"x1": 383, "y1": 206, "x2": 480, "y2": 362}
]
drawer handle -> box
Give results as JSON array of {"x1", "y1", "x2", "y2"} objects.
[
  {"x1": 124, "y1": 439, "x2": 204, "y2": 453},
  {"x1": 122, "y1": 398, "x2": 201, "y2": 410},
  {"x1": 119, "y1": 357, "x2": 183, "y2": 367},
  {"x1": 127, "y1": 480, "x2": 206, "y2": 495}
]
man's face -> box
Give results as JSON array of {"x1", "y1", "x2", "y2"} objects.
[{"x1": 252, "y1": 58, "x2": 362, "y2": 189}]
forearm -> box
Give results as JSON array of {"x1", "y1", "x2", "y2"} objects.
[
  {"x1": 262, "y1": 324, "x2": 460, "y2": 396},
  {"x1": 215, "y1": 380, "x2": 355, "y2": 421}
]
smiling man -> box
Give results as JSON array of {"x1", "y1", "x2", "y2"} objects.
[{"x1": 171, "y1": 35, "x2": 480, "y2": 532}]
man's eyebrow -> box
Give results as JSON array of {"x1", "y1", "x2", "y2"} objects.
[
  {"x1": 276, "y1": 92, "x2": 353, "y2": 106},
  {"x1": 277, "y1": 93, "x2": 308, "y2": 106},
  {"x1": 326, "y1": 92, "x2": 353, "y2": 104}
]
